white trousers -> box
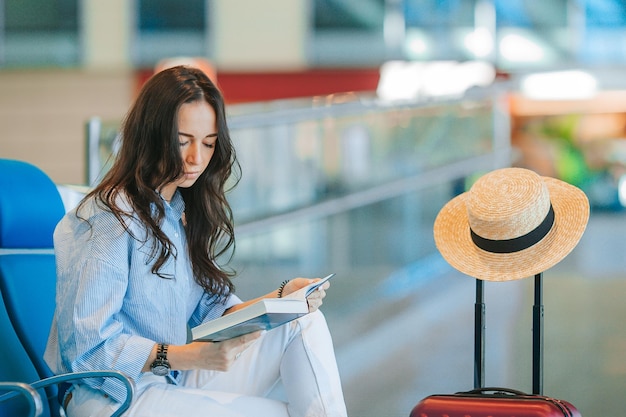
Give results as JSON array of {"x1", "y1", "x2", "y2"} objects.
[{"x1": 66, "y1": 310, "x2": 347, "y2": 417}]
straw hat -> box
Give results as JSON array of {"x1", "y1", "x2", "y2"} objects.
[{"x1": 433, "y1": 167, "x2": 590, "y2": 281}]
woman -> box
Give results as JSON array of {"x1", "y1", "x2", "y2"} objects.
[{"x1": 44, "y1": 66, "x2": 347, "y2": 417}]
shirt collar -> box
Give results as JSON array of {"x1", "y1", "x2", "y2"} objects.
[
  {"x1": 159, "y1": 190, "x2": 185, "y2": 220},
  {"x1": 170, "y1": 191, "x2": 185, "y2": 218}
]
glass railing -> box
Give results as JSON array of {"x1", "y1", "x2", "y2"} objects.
[{"x1": 227, "y1": 93, "x2": 509, "y2": 229}]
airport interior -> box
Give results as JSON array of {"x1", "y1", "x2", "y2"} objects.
[{"x1": 1, "y1": 1, "x2": 626, "y2": 416}]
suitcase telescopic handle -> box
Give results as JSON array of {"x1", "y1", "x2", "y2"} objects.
[
  {"x1": 532, "y1": 273, "x2": 544, "y2": 395},
  {"x1": 474, "y1": 273, "x2": 544, "y2": 395},
  {"x1": 474, "y1": 279, "x2": 485, "y2": 390}
]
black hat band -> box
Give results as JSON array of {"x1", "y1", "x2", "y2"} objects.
[{"x1": 470, "y1": 204, "x2": 555, "y2": 254}]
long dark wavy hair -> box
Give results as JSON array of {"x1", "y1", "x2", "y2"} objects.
[{"x1": 80, "y1": 66, "x2": 239, "y2": 300}]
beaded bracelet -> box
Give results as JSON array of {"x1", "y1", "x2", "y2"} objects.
[{"x1": 277, "y1": 280, "x2": 289, "y2": 298}]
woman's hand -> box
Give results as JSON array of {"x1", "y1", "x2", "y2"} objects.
[
  {"x1": 281, "y1": 277, "x2": 330, "y2": 313},
  {"x1": 159, "y1": 331, "x2": 263, "y2": 373},
  {"x1": 194, "y1": 331, "x2": 263, "y2": 371}
]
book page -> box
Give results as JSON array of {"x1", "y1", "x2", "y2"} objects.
[
  {"x1": 194, "y1": 310, "x2": 307, "y2": 342},
  {"x1": 191, "y1": 298, "x2": 308, "y2": 342}
]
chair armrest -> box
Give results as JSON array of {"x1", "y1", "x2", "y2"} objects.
[
  {"x1": 0, "y1": 381, "x2": 44, "y2": 417},
  {"x1": 30, "y1": 370, "x2": 134, "y2": 417}
]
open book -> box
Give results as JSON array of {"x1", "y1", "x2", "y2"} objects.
[{"x1": 191, "y1": 273, "x2": 335, "y2": 342}]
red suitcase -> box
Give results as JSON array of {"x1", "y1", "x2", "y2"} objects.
[
  {"x1": 410, "y1": 274, "x2": 581, "y2": 417},
  {"x1": 413, "y1": 387, "x2": 581, "y2": 417}
]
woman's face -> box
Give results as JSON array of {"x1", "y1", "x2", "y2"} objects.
[{"x1": 160, "y1": 99, "x2": 217, "y2": 200}]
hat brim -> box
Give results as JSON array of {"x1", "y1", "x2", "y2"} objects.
[{"x1": 433, "y1": 177, "x2": 590, "y2": 281}]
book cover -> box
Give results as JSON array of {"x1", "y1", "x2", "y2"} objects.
[{"x1": 191, "y1": 273, "x2": 335, "y2": 342}]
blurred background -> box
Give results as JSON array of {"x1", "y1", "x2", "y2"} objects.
[{"x1": 1, "y1": 1, "x2": 626, "y2": 416}]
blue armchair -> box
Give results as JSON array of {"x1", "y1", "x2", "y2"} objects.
[
  {"x1": 0, "y1": 290, "x2": 46, "y2": 417},
  {"x1": 0, "y1": 159, "x2": 134, "y2": 417},
  {"x1": 0, "y1": 382, "x2": 43, "y2": 417}
]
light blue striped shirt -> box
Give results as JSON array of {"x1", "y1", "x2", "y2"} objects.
[{"x1": 44, "y1": 190, "x2": 240, "y2": 402}]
